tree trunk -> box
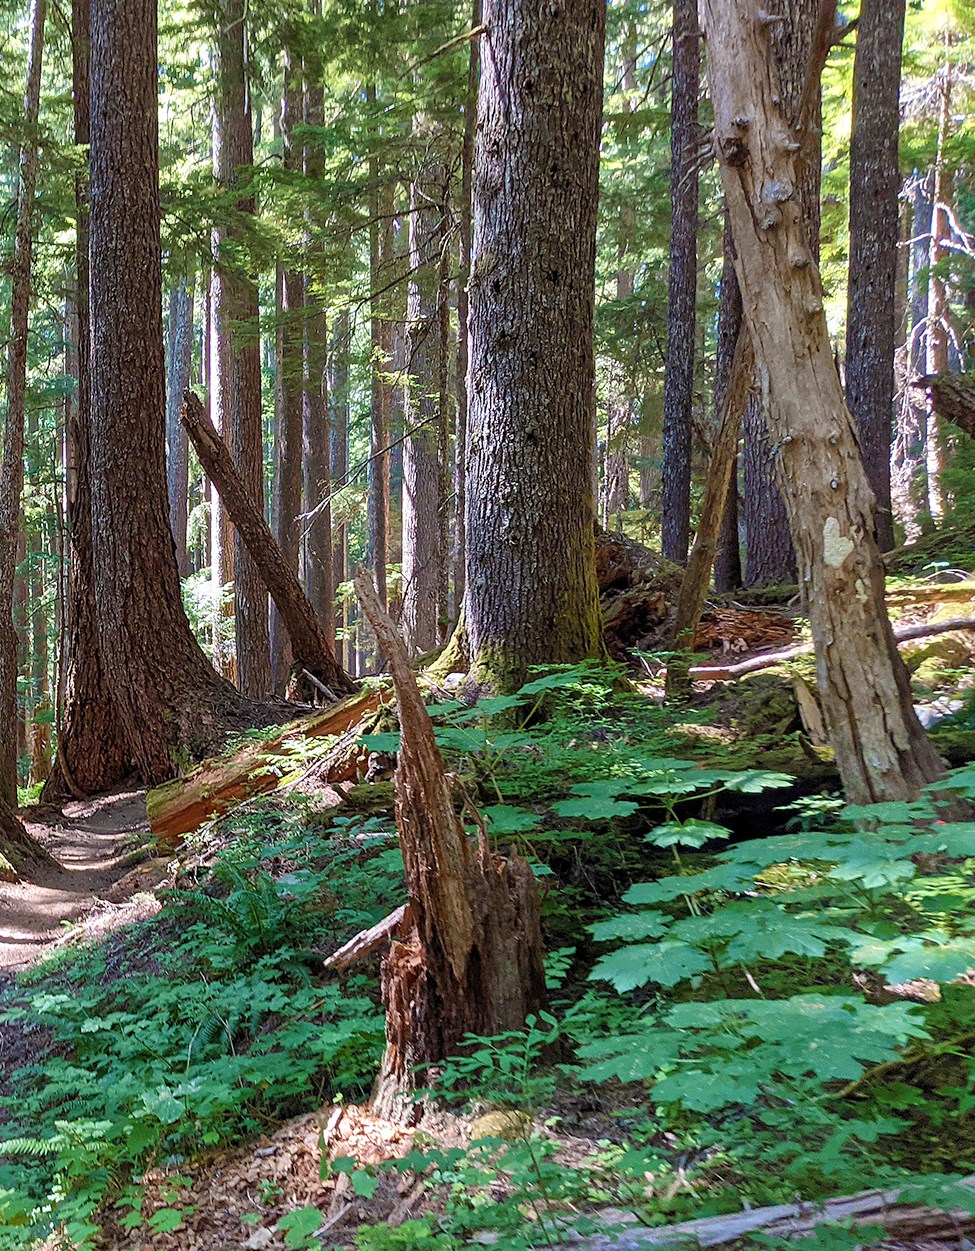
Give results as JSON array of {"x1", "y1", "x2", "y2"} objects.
[
  {"x1": 660, "y1": 0, "x2": 700, "y2": 564},
  {"x1": 403, "y1": 142, "x2": 448, "y2": 656},
  {"x1": 917, "y1": 373, "x2": 975, "y2": 441},
  {"x1": 367, "y1": 82, "x2": 393, "y2": 613},
  {"x1": 0, "y1": 0, "x2": 46, "y2": 807},
  {"x1": 88, "y1": 0, "x2": 244, "y2": 784},
  {"x1": 329, "y1": 311, "x2": 351, "y2": 668},
  {"x1": 844, "y1": 0, "x2": 906, "y2": 553},
  {"x1": 0, "y1": 796, "x2": 57, "y2": 878},
  {"x1": 354, "y1": 571, "x2": 545, "y2": 1121},
  {"x1": 182, "y1": 392, "x2": 355, "y2": 699},
  {"x1": 211, "y1": 0, "x2": 272, "y2": 697},
  {"x1": 46, "y1": 0, "x2": 132, "y2": 800},
  {"x1": 271, "y1": 48, "x2": 305, "y2": 691},
  {"x1": 166, "y1": 275, "x2": 194, "y2": 577},
  {"x1": 926, "y1": 54, "x2": 952, "y2": 522},
  {"x1": 699, "y1": 0, "x2": 948, "y2": 804},
  {"x1": 465, "y1": 0, "x2": 607, "y2": 692},
  {"x1": 713, "y1": 223, "x2": 744, "y2": 592}
]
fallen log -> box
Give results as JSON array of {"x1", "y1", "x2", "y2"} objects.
[
  {"x1": 885, "y1": 580, "x2": 975, "y2": 604},
  {"x1": 689, "y1": 616, "x2": 975, "y2": 682},
  {"x1": 181, "y1": 391, "x2": 354, "y2": 700},
  {"x1": 146, "y1": 689, "x2": 382, "y2": 851},
  {"x1": 567, "y1": 1175, "x2": 975, "y2": 1249}
]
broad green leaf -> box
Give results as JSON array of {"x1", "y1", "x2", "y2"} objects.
[
  {"x1": 447, "y1": 695, "x2": 525, "y2": 721},
  {"x1": 277, "y1": 1206, "x2": 325, "y2": 1248},
  {"x1": 879, "y1": 936, "x2": 975, "y2": 985},
  {"x1": 360, "y1": 732, "x2": 400, "y2": 753},
  {"x1": 912, "y1": 822, "x2": 975, "y2": 858},
  {"x1": 827, "y1": 840, "x2": 917, "y2": 889},
  {"x1": 590, "y1": 940, "x2": 711, "y2": 991},
  {"x1": 589, "y1": 911, "x2": 671, "y2": 942},
  {"x1": 481, "y1": 805, "x2": 542, "y2": 834},
  {"x1": 517, "y1": 670, "x2": 590, "y2": 695},
  {"x1": 646, "y1": 819, "x2": 733, "y2": 849},
  {"x1": 624, "y1": 863, "x2": 755, "y2": 904},
  {"x1": 553, "y1": 795, "x2": 640, "y2": 820},
  {"x1": 147, "y1": 1209, "x2": 184, "y2": 1234},
  {"x1": 720, "y1": 770, "x2": 795, "y2": 793},
  {"x1": 423, "y1": 700, "x2": 465, "y2": 717}
]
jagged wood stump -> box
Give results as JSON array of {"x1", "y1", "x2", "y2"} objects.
[{"x1": 354, "y1": 571, "x2": 546, "y2": 1120}]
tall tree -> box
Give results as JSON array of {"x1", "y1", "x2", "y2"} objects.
[
  {"x1": 926, "y1": 45, "x2": 952, "y2": 522},
  {"x1": 367, "y1": 82, "x2": 393, "y2": 614},
  {"x1": 714, "y1": 220, "x2": 744, "y2": 592},
  {"x1": 166, "y1": 275, "x2": 194, "y2": 578},
  {"x1": 464, "y1": 0, "x2": 607, "y2": 690},
  {"x1": 211, "y1": 0, "x2": 272, "y2": 697},
  {"x1": 328, "y1": 310, "x2": 351, "y2": 667},
  {"x1": 661, "y1": 0, "x2": 700, "y2": 563},
  {"x1": 699, "y1": 0, "x2": 947, "y2": 804},
  {"x1": 0, "y1": 0, "x2": 46, "y2": 806},
  {"x1": 88, "y1": 0, "x2": 242, "y2": 782},
  {"x1": 845, "y1": 0, "x2": 906, "y2": 553}
]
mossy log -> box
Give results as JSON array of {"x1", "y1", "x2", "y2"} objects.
[{"x1": 146, "y1": 690, "x2": 382, "y2": 851}]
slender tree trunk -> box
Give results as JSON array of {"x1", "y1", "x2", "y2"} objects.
[
  {"x1": 661, "y1": 0, "x2": 700, "y2": 564},
  {"x1": 0, "y1": 0, "x2": 46, "y2": 806},
  {"x1": 211, "y1": 0, "x2": 271, "y2": 697},
  {"x1": 714, "y1": 221, "x2": 744, "y2": 591},
  {"x1": 166, "y1": 275, "x2": 194, "y2": 577},
  {"x1": 47, "y1": 0, "x2": 131, "y2": 799},
  {"x1": 271, "y1": 48, "x2": 305, "y2": 691},
  {"x1": 87, "y1": 0, "x2": 243, "y2": 783},
  {"x1": 329, "y1": 311, "x2": 351, "y2": 667},
  {"x1": 403, "y1": 141, "x2": 448, "y2": 655},
  {"x1": 27, "y1": 409, "x2": 52, "y2": 788},
  {"x1": 367, "y1": 89, "x2": 393, "y2": 613},
  {"x1": 926, "y1": 53, "x2": 952, "y2": 523},
  {"x1": 699, "y1": 0, "x2": 947, "y2": 804},
  {"x1": 465, "y1": 0, "x2": 607, "y2": 691},
  {"x1": 845, "y1": 0, "x2": 906, "y2": 552}
]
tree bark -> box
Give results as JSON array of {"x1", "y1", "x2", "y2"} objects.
[
  {"x1": 329, "y1": 311, "x2": 351, "y2": 667},
  {"x1": 713, "y1": 223, "x2": 744, "y2": 592},
  {"x1": 917, "y1": 373, "x2": 975, "y2": 440},
  {"x1": 403, "y1": 141, "x2": 448, "y2": 655},
  {"x1": 0, "y1": 0, "x2": 46, "y2": 806},
  {"x1": 166, "y1": 275, "x2": 194, "y2": 577},
  {"x1": 464, "y1": 0, "x2": 607, "y2": 691},
  {"x1": 182, "y1": 392, "x2": 355, "y2": 699},
  {"x1": 88, "y1": 0, "x2": 244, "y2": 784},
  {"x1": 660, "y1": 0, "x2": 700, "y2": 564},
  {"x1": 0, "y1": 795, "x2": 57, "y2": 878},
  {"x1": 367, "y1": 81, "x2": 393, "y2": 613},
  {"x1": 698, "y1": 0, "x2": 948, "y2": 804},
  {"x1": 845, "y1": 0, "x2": 906, "y2": 553},
  {"x1": 354, "y1": 571, "x2": 545, "y2": 1121},
  {"x1": 211, "y1": 0, "x2": 272, "y2": 697},
  {"x1": 925, "y1": 53, "x2": 952, "y2": 522}
]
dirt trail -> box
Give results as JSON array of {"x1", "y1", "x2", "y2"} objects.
[{"x1": 0, "y1": 789, "x2": 149, "y2": 971}]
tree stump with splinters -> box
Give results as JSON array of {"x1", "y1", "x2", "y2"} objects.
[{"x1": 353, "y1": 570, "x2": 546, "y2": 1121}]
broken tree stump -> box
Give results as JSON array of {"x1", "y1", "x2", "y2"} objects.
[
  {"x1": 181, "y1": 391, "x2": 355, "y2": 700},
  {"x1": 354, "y1": 570, "x2": 546, "y2": 1121},
  {"x1": 146, "y1": 689, "x2": 382, "y2": 850}
]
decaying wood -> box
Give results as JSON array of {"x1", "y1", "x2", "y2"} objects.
[
  {"x1": 568, "y1": 1175, "x2": 975, "y2": 1249},
  {"x1": 323, "y1": 905, "x2": 407, "y2": 972},
  {"x1": 146, "y1": 690, "x2": 382, "y2": 850},
  {"x1": 689, "y1": 615, "x2": 975, "y2": 683},
  {"x1": 915, "y1": 372, "x2": 975, "y2": 440},
  {"x1": 181, "y1": 391, "x2": 355, "y2": 700},
  {"x1": 354, "y1": 569, "x2": 546, "y2": 1121},
  {"x1": 886, "y1": 580, "x2": 975, "y2": 604}
]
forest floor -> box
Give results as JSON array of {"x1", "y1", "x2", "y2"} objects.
[{"x1": 0, "y1": 789, "x2": 153, "y2": 973}]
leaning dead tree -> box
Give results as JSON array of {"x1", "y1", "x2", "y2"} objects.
[
  {"x1": 698, "y1": 0, "x2": 947, "y2": 805},
  {"x1": 182, "y1": 392, "x2": 355, "y2": 700},
  {"x1": 917, "y1": 372, "x2": 975, "y2": 441},
  {"x1": 354, "y1": 570, "x2": 546, "y2": 1120}
]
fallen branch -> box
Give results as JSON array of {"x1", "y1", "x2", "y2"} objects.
[
  {"x1": 689, "y1": 616, "x2": 975, "y2": 682},
  {"x1": 322, "y1": 905, "x2": 407, "y2": 972},
  {"x1": 567, "y1": 1175, "x2": 975, "y2": 1249}
]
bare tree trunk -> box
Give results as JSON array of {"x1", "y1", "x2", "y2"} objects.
[
  {"x1": 329, "y1": 311, "x2": 351, "y2": 667},
  {"x1": 0, "y1": 795, "x2": 57, "y2": 877},
  {"x1": 166, "y1": 275, "x2": 194, "y2": 577},
  {"x1": 355, "y1": 571, "x2": 545, "y2": 1121},
  {"x1": 211, "y1": 0, "x2": 271, "y2": 697},
  {"x1": 699, "y1": 0, "x2": 948, "y2": 804},
  {"x1": 182, "y1": 393, "x2": 354, "y2": 698},
  {"x1": 713, "y1": 222, "x2": 744, "y2": 592},
  {"x1": 926, "y1": 53, "x2": 952, "y2": 522},
  {"x1": 845, "y1": 0, "x2": 906, "y2": 552},
  {"x1": 402, "y1": 140, "x2": 448, "y2": 655},
  {"x1": 367, "y1": 81, "x2": 393, "y2": 612},
  {"x1": 661, "y1": 0, "x2": 699, "y2": 563},
  {"x1": 0, "y1": 0, "x2": 46, "y2": 806}
]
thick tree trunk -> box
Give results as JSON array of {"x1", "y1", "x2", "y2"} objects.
[
  {"x1": 182, "y1": 392, "x2": 355, "y2": 699},
  {"x1": 88, "y1": 0, "x2": 244, "y2": 784},
  {"x1": 166, "y1": 276, "x2": 194, "y2": 577},
  {"x1": 660, "y1": 0, "x2": 700, "y2": 564},
  {"x1": 0, "y1": 796, "x2": 57, "y2": 878},
  {"x1": 699, "y1": 0, "x2": 947, "y2": 804},
  {"x1": 211, "y1": 0, "x2": 272, "y2": 698},
  {"x1": 465, "y1": 0, "x2": 607, "y2": 692},
  {"x1": 46, "y1": 0, "x2": 131, "y2": 800},
  {"x1": 845, "y1": 0, "x2": 906, "y2": 553},
  {"x1": 271, "y1": 48, "x2": 305, "y2": 691},
  {"x1": 354, "y1": 572, "x2": 545, "y2": 1121},
  {"x1": 403, "y1": 145, "x2": 448, "y2": 656},
  {"x1": 0, "y1": 0, "x2": 46, "y2": 807}
]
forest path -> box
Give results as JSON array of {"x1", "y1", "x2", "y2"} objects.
[{"x1": 0, "y1": 789, "x2": 149, "y2": 971}]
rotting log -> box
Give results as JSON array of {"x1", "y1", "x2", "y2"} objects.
[
  {"x1": 688, "y1": 615, "x2": 975, "y2": 683},
  {"x1": 565, "y1": 1175, "x2": 975, "y2": 1250},
  {"x1": 0, "y1": 796, "x2": 57, "y2": 881},
  {"x1": 354, "y1": 570, "x2": 547, "y2": 1122},
  {"x1": 146, "y1": 689, "x2": 382, "y2": 851},
  {"x1": 917, "y1": 372, "x2": 975, "y2": 441},
  {"x1": 181, "y1": 391, "x2": 355, "y2": 701}
]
